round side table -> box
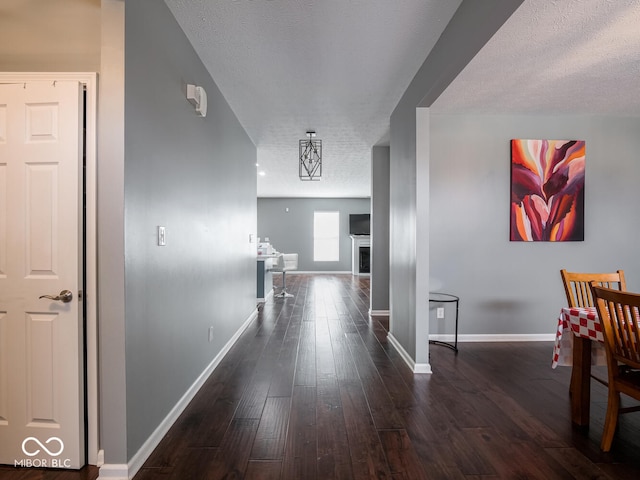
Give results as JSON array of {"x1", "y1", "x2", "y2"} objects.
[{"x1": 429, "y1": 292, "x2": 459, "y2": 352}]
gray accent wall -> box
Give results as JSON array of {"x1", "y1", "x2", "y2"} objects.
[
  {"x1": 124, "y1": 0, "x2": 257, "y2": 460},
  {"x1": 257, "y1": 198, "x2": 370, "y2": 272},
  {"x1": 429, "y1": 114, "x2": 640, "y2": 336},
  {"x1": 371, "y1": 147, "x2": 390, "y2": 312}
]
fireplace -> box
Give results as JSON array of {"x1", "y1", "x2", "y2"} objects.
[
  {"x1": 359, "y1": 246, "x2": 370, "y2": 274},
  {"x1": 350, "y1": 235, "x2": 370, "y2": 276}
]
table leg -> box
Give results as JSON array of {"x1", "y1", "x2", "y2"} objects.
[
  {"x1": 427, "y1": 296, "x2": 459, "y2": 353},
  {"x1": 453, "y1": 299, "x2": 459, "y2": 351},
  {"x1": 570, "y1": 336, "x2": 592, "y2": 426}
]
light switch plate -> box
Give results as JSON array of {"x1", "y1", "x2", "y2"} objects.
[{"x1": 158, "y1": 226, "x2": 166, "y2": 246}]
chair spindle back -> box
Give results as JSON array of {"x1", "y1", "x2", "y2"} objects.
[
  {"x1": 591, "y1": 285, "x2": 640, "y2": 369},
  {"x1": 560, "y1": 269, "x2": 626, "y2": 308}
]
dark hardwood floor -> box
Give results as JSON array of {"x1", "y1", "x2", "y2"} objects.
[{"x1": 3, "y1": 273, "x2": 640, "y2": 479}]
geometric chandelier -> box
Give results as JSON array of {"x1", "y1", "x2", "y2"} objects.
[{"x1": 299, "y1": 131, "x2": 322, "y2": 181}]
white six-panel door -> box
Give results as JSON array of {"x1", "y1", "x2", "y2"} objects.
[{"x1": 0, "y1": 81, "x2": 84, "y2": 468}]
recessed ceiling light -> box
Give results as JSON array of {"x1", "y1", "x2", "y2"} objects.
[{"x1": 258, "y1": 171, "x2": 266, "y2": 176}]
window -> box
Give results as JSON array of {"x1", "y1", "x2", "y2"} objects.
[{"x1": 314, "y1": 211, "x2": 339, "y2": 262}]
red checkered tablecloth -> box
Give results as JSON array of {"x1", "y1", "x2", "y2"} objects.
[{"x1": 551, "y1": 307, "x2": 607, "y2": 368}]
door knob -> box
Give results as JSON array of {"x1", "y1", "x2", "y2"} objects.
[{"x1": 39, "y1": 290, "x2": 73, "y2": 303}]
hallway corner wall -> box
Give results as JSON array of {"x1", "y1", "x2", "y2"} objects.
[
  {"x1": 124, "y1": 0, "x2": 257, "y2": 462},
  {"x1": 371, "y1": 146, "x2": 390, "y2": 313}
]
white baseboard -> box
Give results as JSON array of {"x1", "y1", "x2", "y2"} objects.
[
  {"x1": 369, "y1": 309, "x2": 389, "y2": 317},
  {"x1": 413, "y1": 363, "x2": 432, "y2": 374},
  {"x1": 386, "y1": 332, "x2": 553, "y2": 375},
  {"x1": 96, "y1": 464, "x2": 128, "y2": 480},
  {"x1": 287, "y1": 270, "x2": 351, "y2": 274},
  {"x1": 96, "y1": 449, "x2": 104, "y2": 467},
  {"x1": 98, "y1": 308, "x2": 259, "y2": 480},
  {"x1": 387, "y1": 333, "x2": 432, "y2": 374},
  {"x1": 429, "y1": 333, "x2": 556, "y2": 342}
]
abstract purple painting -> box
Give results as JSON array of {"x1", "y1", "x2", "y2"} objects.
[{"x1": 510, "y1": 139, "x2": 585, "y2": 241}]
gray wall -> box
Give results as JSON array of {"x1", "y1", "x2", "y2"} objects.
[
  {"x1": 257, "y1": 198, "x2": 370, "y2": 272},
  {"x1": 124, "y1": 0, "x2": 257, "y2": 459},
  {"x1": 389, "y1": 105, "x2": 418, "y2": 356},
  {"x1": 371, "y1": 147, "x2": 390, "y2": 312},
  {"x1": 429, "y1": 113, "x2": 640, "y2": 336},
  {"x1": 389, "y1": 0, "x2": 524, "y2": 365}
]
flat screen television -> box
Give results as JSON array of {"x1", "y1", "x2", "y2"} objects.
[{"x1": 349, "y1": 214, "x2": 370, "y2": 235}]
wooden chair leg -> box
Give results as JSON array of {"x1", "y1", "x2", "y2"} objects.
[{"x1": 601, "y1": 389, "x2": 620, "y2": 452}]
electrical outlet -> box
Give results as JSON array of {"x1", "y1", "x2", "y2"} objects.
[
  {"x1": 208, "y1": 326, "x2": 214, "y2": 342},
  {"x1": 436, "y1": 307, "x2": 445, "y2": 319}
]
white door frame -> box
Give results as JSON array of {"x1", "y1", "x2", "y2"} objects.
[{"x1": 0, "y1": 72, "x2": 99, "y2": 466}]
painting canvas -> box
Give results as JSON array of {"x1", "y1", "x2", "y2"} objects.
[{"x1": 510, "y1": 139, "x2": 585, "y2": 242}]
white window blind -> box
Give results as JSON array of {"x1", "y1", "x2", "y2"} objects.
[{"x1": 314, "y1": 211, "x2": 339, "y2": 262}]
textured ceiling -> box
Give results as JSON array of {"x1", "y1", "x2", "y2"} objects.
[
  {"x1": 431, "y1": 0, "x2": 640, "y2": 115},
  {"x1": 165, "y1": 0, "x2": 640, "y2": 198},
  {"x1": 165, "y1": 0, "x2": 462, "y2": 197}
]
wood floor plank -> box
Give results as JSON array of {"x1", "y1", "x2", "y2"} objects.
[
  {"x1": 268, "y1": 316, "x2": 301, "y2": 397},
  {"x1": 165, "y1": 447, "x2": 219, "y2": 480},
  {"x1": 339, "y1": 383, "x2": 392, "y2": 479},
  {"x1": 250, "y1": 396, "x2": 291, "y2": 460},
  {"x1": 327, "y1": 318, "x2": 360, "y2": 384},
  {"x1": 294, "y1": 320, "x2": 316, "y2": 387},
  {"x1": 205, "y1": 418, "x2": 260, "y2": 480},
  {"x1": 316, "y1": 321, "x2": 353, "y2": 479},
  {"x1": 463, "y1": 426, "x2": 576, "y2": 479},
  {"x1": 281, "y1": 386, "x2": 317, "y2": 480},
  {"x1": 235, "y1": 307, "x2": 292, "y2": 419},
  {"x1": 244, "y1": 460, "x2": 283, "y2": 480},
  {"x1": 378, "y1": 429, "x2": 431, "y2": 480},
  {"x1": 395, "y1": 402, "x2": 472, "y2": 478},
  {"x1": 0, "y1": 465, "x2": 100, "y2": 480},
  {"x1": 344, "y1": 332, "x2": 405, "y2": 430},
  {"x1": 543, "y1": 447, "x2": 615, "y2": 480},
  {"x1": 234, "y1": 379, "x2": 271, "y2": 420},
  {"x1": 316, "y1": 379, "x2": 353, "y2": 480},
  {"x1": 132, "y1": 467, "x2": 173, "y2": 480}
]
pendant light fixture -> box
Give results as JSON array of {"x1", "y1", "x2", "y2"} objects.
[{"x1": 299, "y1": 131, "x2": 322, "y2": 181}]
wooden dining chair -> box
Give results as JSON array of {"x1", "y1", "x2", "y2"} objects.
[
  {"x1": 560, "y1": 269, "x2": 627, "y2": 426},
  {"x1": 560, "y1": 269, "x2": 626, "y2": 309},
  {"x1": 590, "y1": 285, "x2": 640, "y2": 451},
  {"x1": 560, "y1": 269, "x2": 627, "y2": 386}
]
